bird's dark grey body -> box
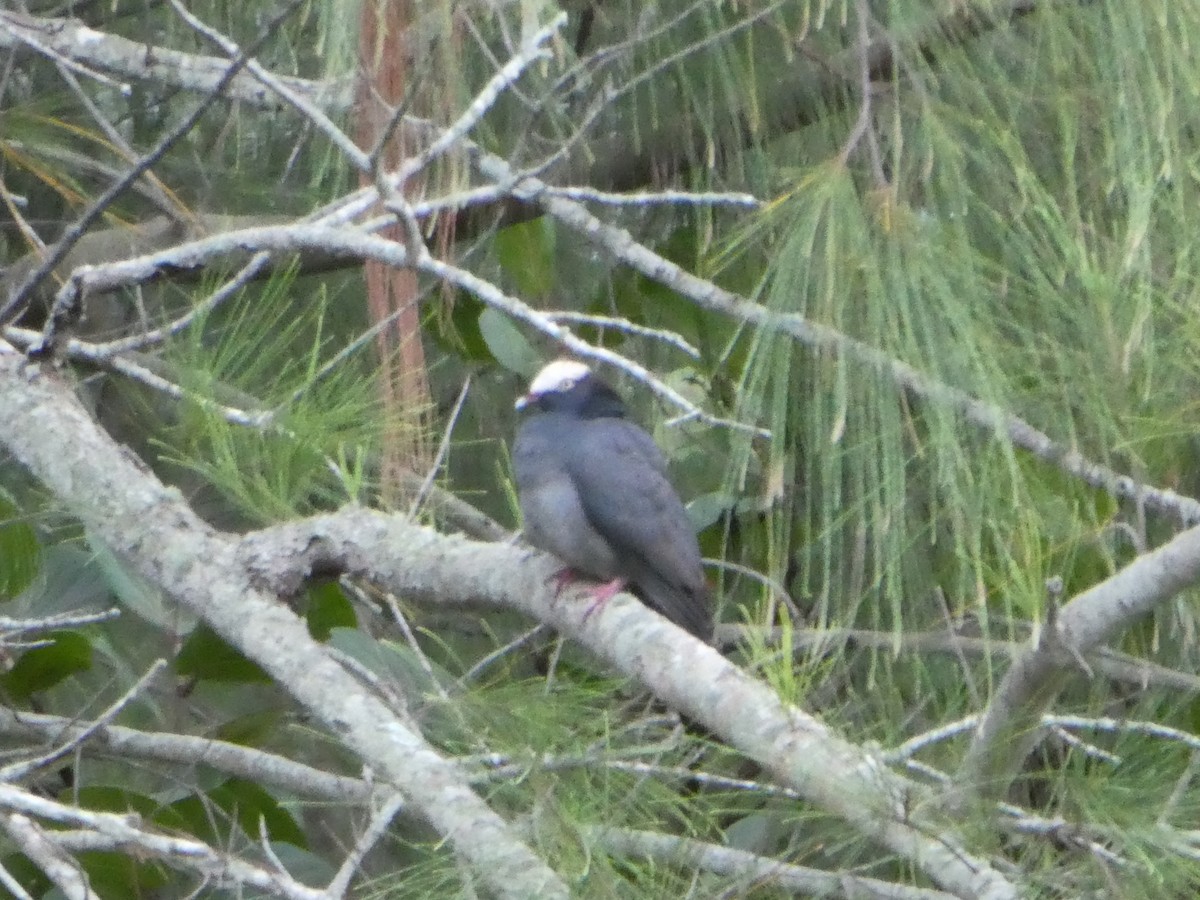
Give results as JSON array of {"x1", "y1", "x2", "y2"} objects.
[{"x1": 513, "y1": 361, "x2": 714, "y2": 641}]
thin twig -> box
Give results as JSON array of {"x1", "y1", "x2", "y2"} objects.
[
  {"x1": 323, "y1": 791, "x2": 407, "y2": 899},
  {"x1": 0, "y1": 856, "x2": 35, "y2": 900},
  {"x1": 0, "y1": 785, "x2": 327, "y2": 900},
  {"x1": 380, "y1": 591, "x2": 453, "y2": 702},
  {"x1": 544, "y1": 187, "x2": 760, "y2": 208},
  {"x1": 2, "y1": 0, "x2": 306, "y2": 332},
  {"x1": 88, "y1": 251, "x2": 272, "y2": 357},
  {"x1": 0, "y1": 608, "x2": 121, "y2": 639},
  {"x1": 704, "y1": 558, "x2": 801, "y2": 624},
  {"x1": 393, "y1": 14, "x2": 567, "y2": 189},
  {"x1": 590, "y1": 826, "x2": 956, "y2": 900},
  {"x1": 0, "y1": 659, "x2": 167, "y2": 782},
  {"x1": 407, "y1": 377, "x2": 472, "y2": 520},
  {"x1": 52, "y1": 60, "x2": 187, "y2": 225},
  {"x1": 545, "y1": 312, "x2": 701, "y2": 358},
  {"x1": 885, "y1": 717, "x2": 979, "y2": 763},
  {"x1": 0, "y1": 706, "x2": 370, "y2": 802},
  {"x1": 460, "y1": 624, "x2": 548, "y2": 684},
  {"x1": 165, "y1": 0, "x2": 369, "y2": 172}
]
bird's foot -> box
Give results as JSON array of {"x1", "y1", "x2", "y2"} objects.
[
  {"x1": 547, "y1": 567, "x2": 580, "y2": 601},
  {"x1": 580, "y1": 578, "x2": 627, "y2": 625}
]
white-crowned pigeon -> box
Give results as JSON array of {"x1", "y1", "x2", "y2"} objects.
[{"x1": 513, "y1": 360, "x2": 714, "y2": 641}]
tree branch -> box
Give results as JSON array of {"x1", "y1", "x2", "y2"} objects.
[
  {"x1": 0, "y1": 348, "x2": 569, "y2": 900},
  {"x1": 0, "y1": 787, "x2": 325, "y2": 900},
  {"x1": 951, "y1": 523, "x2": 1200, "y2": 808},
  {"x1": 2, "y1": 814, "x2": 89, "y2": 900},
  {"x1": 0, "y1": 707, "x2": 371, "y2": 803},
  {"x1": 589, "y1": 826, "x2": 958, "y2": 900},
  {"x1": 237, "y1": 512, "x2": 1019, "y2": 900},
  {"x1": 468, "y1": 142, "x2": 1200, "y2": 526}
]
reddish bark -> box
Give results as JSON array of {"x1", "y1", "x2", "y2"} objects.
[{"x1": 356, "y1": 0, "x2": 433, "y2": 496}]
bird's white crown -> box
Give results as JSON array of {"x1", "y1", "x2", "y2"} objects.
[{"x1": 526, "y1": 359, "x2": 592, "y2": 397}]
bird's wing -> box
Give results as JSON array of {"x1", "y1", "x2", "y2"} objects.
[{"x1": 565, "y1": 418, "x2": 712, "y2": 638}]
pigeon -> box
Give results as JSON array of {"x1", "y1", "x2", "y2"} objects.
[{"x1": 513, "y1": 359, "x2": 714, "y2": 641}]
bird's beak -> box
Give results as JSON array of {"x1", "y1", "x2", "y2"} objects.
[{"x1": 514, "y1": 393, "x2": 532, "y2": 412}]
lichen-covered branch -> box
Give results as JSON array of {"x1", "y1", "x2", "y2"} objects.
[
  {"x1": 0, "y1": 347, "x2": 569, "y2": 900},
  {"x1": 237, "y1": 513, "x2": 1019, "y2": 900},
  {"x1": 951, "y1": 523, "x2": 1200, "y2": 807}
]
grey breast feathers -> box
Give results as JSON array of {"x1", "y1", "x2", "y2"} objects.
[
  {"x1": 564, "y1": 419, "x2": 713, "y2": 640},
  {"x1": 513, "y1": 413, "x2": 621, "y2": 580}
]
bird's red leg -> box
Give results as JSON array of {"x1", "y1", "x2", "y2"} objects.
[
  {"x1": 580, "y1": 577, "x2": 627, "y2": 624},
  {"x1": 547, "y1": 568, "x2": 579, "y2": 601}
]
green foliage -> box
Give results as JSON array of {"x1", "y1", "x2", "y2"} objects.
[
  {"x1": 156, "y1": 272, "x2": 384, "y2": 521},
  {"x1": 496, "y1": 218, "x2": 557, "y2": 299},
  {"x1": 479, "y1": 307, "x2": 543, "y2": 377},
  {"x1": 305, "y1": 581, "x2": 358, "y2": 640},
  {"x1": 0, "y1": 632, "x2": 92, "y2": 702},
  {"x1": 0, "y1": 489, "x2": 40, "y2": 600},
  {"x1": 176, "y1": 623, "x2": 272, "y2": 683},
  {"x1": 10, "y1": 0, "x2": 1200, "y2": 896}
]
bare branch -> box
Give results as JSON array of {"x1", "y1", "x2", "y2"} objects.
[
  {"x1": 236, "y1": 510, "x2": 1019, "y2": 900},
  {"x1": 0, "y1": 856, "x2": 35, "y2": 900},
  {"x1": 542, "y1": 187, "x2": 760, "y2": 208},
  {"x1": 0, "y1": 786, "x2": 325, "y2": 900},
  {"x1": 544, "y1": 311, "x2": 701, "y2": 359},
  {"x1": 324, "y1": 792, "x2": 407, "y2": 899},
  {"x1": 0, "y1": 706, "x2": 370, "y2": 802},
  {"x1": 0, "y1": 608, "x2": 121, "y2": 641},
  {"x1": 0, "y1": 353, "x2": 569, "y2": 900},
  {"x1": 0, "y1": 658, "x2": 167, "y2": 783},
  {"x1": 589, "y1": 826, "x2": 957, "y2": 900},
  {"x1": 2, "y1": 814, "x2": 89, "y2": 900},
  {"x1": 407, "y1": 377, "x2": 472, "y2": 520},
  {"x1": 952, "y1": 523, "x2": 1200, "y2": 806},
  {"x1": 0, "y1": 11, "x2": 352, "y2": 111}
]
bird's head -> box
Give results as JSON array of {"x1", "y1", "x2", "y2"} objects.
[{"x1": 516, "y1": 359, "x2": 626, "y2": 419}]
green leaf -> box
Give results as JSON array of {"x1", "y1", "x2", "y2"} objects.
[
  {"x1": 479, "y1": 307, "x2": 542, "y2": 377},
  {"x1": 686, "y1": 491, "x2": 735, "y2": 531},
  {"x1": 724, "y1": 813, "x2": 783, "y2": 855},
  {"x1": 435, "y1": 293, "x2": 491, "y2": 360},
  {"x1": 75, "y1": 785, "x2": 159, "y2": 816},
  {"x1": 158, "y1": 779, "x2": 307, "y2": 848},
  {"x1": 175, "y1": 623, "x2": 271, "y2": 683},
  {"x1": 0, "y1": 491, "x2": 41, "y2": 601},
  {"x1": 495, "y1": 217, "x2": 556, "y2": 297},
  {"x1": 77, "y1": 850, "x2": 169, "y2": 897},
  {"x1": 211, "y1": 778, "x2": 308, "y2": 848},
  {"x1": 215, "y1": 709, "x2": 289, "y2": 747},
  {"x1": 262, "y1": 842, "x2": 337, "y2": 886},
  {"x1": 328, "y1": 626, "x2": 447, "y2": 695},
  {"x1": 306, "y1": 580, "x2": 357, "y2": 641},
  {"x1": 90, "y1": 533, "x2": 195, "y2": 632},
  {"x1": 0, "y1": 631, "x2": 92, "y2": 701}
]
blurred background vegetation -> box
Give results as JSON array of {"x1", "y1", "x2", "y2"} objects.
[{"x1": 4, "y1": 0, "x2": 1200, "y2": 896}]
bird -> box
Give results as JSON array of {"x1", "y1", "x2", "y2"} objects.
[{"x1": 512, "y1": 359, "x2": 714, "y2": 641}]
